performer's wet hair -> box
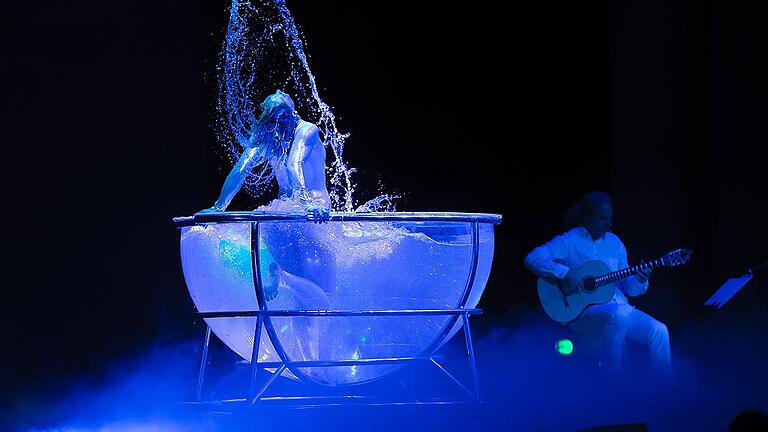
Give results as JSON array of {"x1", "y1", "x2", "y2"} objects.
[
  {"x1": 253, "y1": 90, "x2": 300, "y2": 161},
  {"x1": 244, "y1": 90, "x2": 302, "y2": 192}
]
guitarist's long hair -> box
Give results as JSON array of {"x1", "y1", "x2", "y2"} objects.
[{"x1": 563, "y1": 191, "x2": 613, "y2": 229}]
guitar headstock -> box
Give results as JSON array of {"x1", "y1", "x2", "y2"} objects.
[{"x1": 661, "y1": 249, "x2": 693, "y2": 267}]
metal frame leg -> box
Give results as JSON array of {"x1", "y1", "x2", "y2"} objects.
[
  {"x1": 247, "y1": 313, "x2": 264, "y2": 402},
  {"x1": 427, "y1": 312, "x2": 481, "y2": 401},
  {"x1": 196, "y1": 326, "x2": 212, "y2": 401},
  {"x1": 250, "y1": 364, "x2": 286, "y2": 405},
  {"x1": 462, "y1": 312, "x2": 480, "y2": 400},
  {"x1": 191, "y1": 309, "x2": 483, "y2": 407},
  {"x1": 430, "y1": 358, "x2": 475, "y2": 399}
]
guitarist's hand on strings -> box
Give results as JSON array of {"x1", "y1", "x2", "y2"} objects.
[
  {"x1": 636, "y1": 263, "x2": 652, "y2": 283},
  {"x1": 562, "y1": 269, "x2": 584, "y2": 296}
]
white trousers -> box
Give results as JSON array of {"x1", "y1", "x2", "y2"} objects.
[{"x1": 570, "y1": 302, "x2": 672, "y2": 379}]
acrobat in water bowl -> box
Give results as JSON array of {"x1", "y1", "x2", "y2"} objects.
[{"x1": 174, "y1": 212, "x2": 502, "y2": 388}]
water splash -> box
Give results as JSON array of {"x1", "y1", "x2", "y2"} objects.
[
  {"x1": 218, "y1": 0, "x2": 356, "y2": 211},
  {"x1": 355, "y1": 194, "x2": 400, "y2": 213},
  {"x1": 272, "y1": 0, "x2": 356, "y2": 212}
]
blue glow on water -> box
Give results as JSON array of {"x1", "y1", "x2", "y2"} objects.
[
  {"x1": 218, "y1": 239, "x2": 275, "y2": 276},
  {"x1": 218, "y1": 239, "x2": 250, "y2": 270}
]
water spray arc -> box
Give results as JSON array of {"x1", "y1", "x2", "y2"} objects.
[{"x1": 221, "y1": 0, "x2": 355, "y2": 211}]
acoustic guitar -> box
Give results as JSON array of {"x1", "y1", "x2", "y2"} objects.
[{"x1": 538, "y1": 249, "x2": 692, "y2": 323}]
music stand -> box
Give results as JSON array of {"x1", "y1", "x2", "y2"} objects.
[{"x1": 705, "y1": 260, "x2": 767, "y2": 309}]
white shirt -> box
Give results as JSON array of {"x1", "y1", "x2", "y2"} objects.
[{"x1": 524, "y1": 227, "x2": 648, "y2": 305}]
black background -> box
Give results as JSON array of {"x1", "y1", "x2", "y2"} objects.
[{"x1": 2, "y1": 0, "x2": 766, "y2": 410}]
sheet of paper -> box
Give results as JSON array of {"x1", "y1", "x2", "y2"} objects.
[{"x1": 705, "y1": 273, "x2": 754, "y2": 309}]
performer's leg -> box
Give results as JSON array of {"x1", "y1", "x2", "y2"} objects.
[
  {"x1": 571, "y1": 303, "x2": 632, "y2": 373},
  {"x1": 265, "y1": 263, "x2": 331, "y2": 310},
  {"x1": 625, "y1": 308, "x2": 673, "y2": 381},
  {"x1": 261, "y1": 224, "x2": 336, "y2": 375},
  {"x1": 298, "y1": 241, "x2": 338, "y2": 367},
  {"x1": 262, "y1": 264, "x2": 328, "y2": 363},
  {"x1": 300, "y1": 244, "x2": 337, "y2": 304}
]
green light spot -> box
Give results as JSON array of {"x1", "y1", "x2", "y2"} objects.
[
  {"x1": 281, "y1": 324, "x2": 289, "y2": 333},
  {"x1": 555, "y1": 338, "x2": 574, "y2": 356},
  {"x1": 359, "y1": 335, "x2": 367, "y2": 344}
]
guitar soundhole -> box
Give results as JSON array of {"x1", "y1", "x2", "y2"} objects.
[{"x1": 583, "y1": 277, "x2": 597, "y2": 293}]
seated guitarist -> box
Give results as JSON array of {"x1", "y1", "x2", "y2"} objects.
[{"x1": 524, "y1": 191, "x2": 672, "y2": 379}]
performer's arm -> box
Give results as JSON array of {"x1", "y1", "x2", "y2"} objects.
[
  {"x1": 618, "y1": 242, "x2": 649, "y2": 296},
  {"x1": 524, "y1": 235, "x2": 571, "y2": 280},
  {"x1": 204, "y1": 146, "x2": 263, "y2": 212}
]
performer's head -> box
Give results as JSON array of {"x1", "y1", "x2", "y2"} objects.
[
  {"x1": 258, "y1": 90, "x2": 296, "y2": 121},
  {"x1": 240, "y1": 90, "x2": 301, "y2": 193},
  {"x1": 251, "y1": 90, "x2": 300, "y2": 159},
  {"x1": 580, "y1": 191, "x2": 613, "y2": 239}
]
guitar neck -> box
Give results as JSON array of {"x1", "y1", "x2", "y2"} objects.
[{"x1": 594, "y1": 258, "x2": 664, "y2": 287}]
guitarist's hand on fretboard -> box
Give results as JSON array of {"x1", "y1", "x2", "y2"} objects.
[{"x1": 636, "y1": 263, "x2": 652, "y2": 283}]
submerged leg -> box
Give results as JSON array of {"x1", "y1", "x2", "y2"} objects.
[
  {"x1": 264, "y1": 263, "x2": 329, "y2": 365},
  {"x1": 261, "y1": 226, "x2": 338, "y2": 379},
  {"x1": 299, "y1": 245, "x2": 337, "y2": 304},
  {"x1": 267, "y1": 262, "x2": 332, "y2": 310}
]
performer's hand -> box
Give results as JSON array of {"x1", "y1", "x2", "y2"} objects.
[
  {"x1": 636, "y1": 265, "x2": 652, "y2": 283},
  {"x1": 197, "y1": 205, "x2": 223, "y2": 214},
  {"x1": 306, "y1": 203, "x2": 330, "y2": 224},
  {"x1": 562, "y1": 270, "x2": 584, "y2": 296}
]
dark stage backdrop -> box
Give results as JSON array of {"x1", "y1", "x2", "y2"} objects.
[{"x1": 1, "y1": 0, "x2": 766, "y2": 408}]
